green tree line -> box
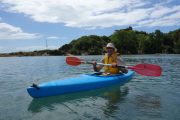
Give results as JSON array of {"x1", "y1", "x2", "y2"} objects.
[
  {"x1": 1, "y1": 27, "x2": 179, "y2": 57},
  {"x1": 58, "y1": 27, "x2": 180, "y2": 55}
]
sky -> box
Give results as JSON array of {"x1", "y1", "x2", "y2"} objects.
[{"x1": 0, "y1": 0, "x2": 180, "y2": 53}]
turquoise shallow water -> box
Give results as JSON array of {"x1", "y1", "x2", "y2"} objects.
[{"x1": 0, "y1": 55, "x2": 180, "y2": 120}]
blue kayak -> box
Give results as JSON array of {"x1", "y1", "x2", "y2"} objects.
[{"x1": 27, "y1": 70, "x2": 134, "y2": 98}]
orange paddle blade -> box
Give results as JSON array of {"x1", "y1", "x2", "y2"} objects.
[
  {"x1": 128, "y1": 63, "x2": 162, "y2": 77},
  {"x1": 66, "y1": 56, "x2": 84, "y2": 66}
]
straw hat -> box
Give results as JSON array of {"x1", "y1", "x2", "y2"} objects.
[{"x1": 106, "y1": 43, "x2": 117, "y2": 51}]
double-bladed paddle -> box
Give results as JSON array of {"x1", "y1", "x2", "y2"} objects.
[{"x1": 66, "y1": 56, "x2": 162, "y2": 77}]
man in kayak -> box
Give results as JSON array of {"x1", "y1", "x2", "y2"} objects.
[{"x1": 93, "y1": 43, "x2": 128, "y2": 75}]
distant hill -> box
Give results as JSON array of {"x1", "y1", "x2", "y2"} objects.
[{"x1": 58, "y1": 27, "x2": 180, "y2": 55}]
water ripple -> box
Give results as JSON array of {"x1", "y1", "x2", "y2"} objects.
[{"x1": 0, "y1": 55, "x2": 180, "y2": 120}]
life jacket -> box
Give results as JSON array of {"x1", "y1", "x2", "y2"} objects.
[{"x1": 104, "y1": 52, "x2": 119, "y2": 74}]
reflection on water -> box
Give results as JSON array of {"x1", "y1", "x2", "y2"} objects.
[
  {"x1": 103, "y1": 87, "x2": 129, "y2": 116},
  {"x1": 28, "y1": 84, "x2": 129, "y2": 116}
]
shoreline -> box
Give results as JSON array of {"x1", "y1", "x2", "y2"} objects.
[{"x1": 0, "y1": 53, "x2": 179, "y2": 57}]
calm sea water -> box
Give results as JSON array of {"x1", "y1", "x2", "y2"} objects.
[{"x1": 0, "y1": 55, "x2": 180, "y2": 120}]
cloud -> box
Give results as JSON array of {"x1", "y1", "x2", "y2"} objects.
[
  {"x1": 137, "y1": 5, "x2": 180, "y2": 27},
  {"x1": 0, "y1": 22, "x2": 40, "y2": 40},
  {"x1": 0, "y1": 0, "x2": 179, "y2": 28},
  {"x1": 150, "y1": 4, "x2": 180, "y2": 18},
  {"x1": 47, "y1": 36, "x2": 59, "y2": 40}
]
